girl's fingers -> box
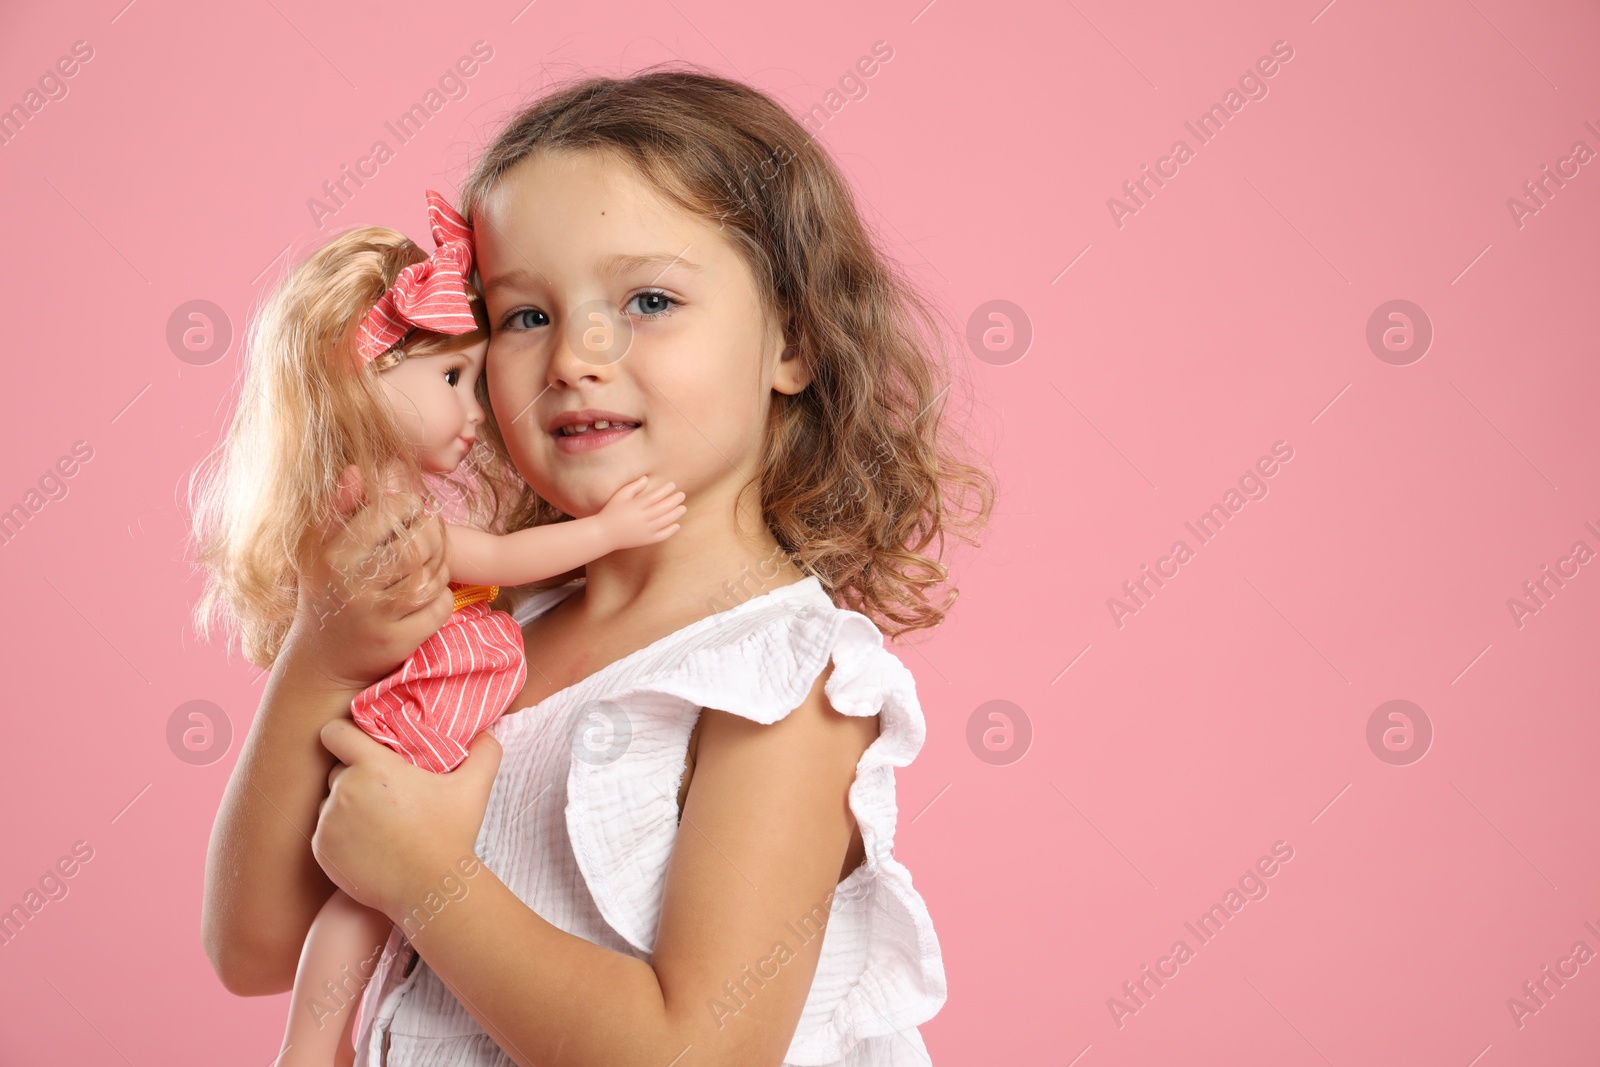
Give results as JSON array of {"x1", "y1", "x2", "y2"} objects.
[
  {"x1": 374, "y1": 542, "x2": 424, "y2": 593},
  {"x1": 368, "y1": 511, "x2": 440, "y2": 594},
  {"x1": 391, "y1": 513, "x2": 442, "y2": 574},
  {"x1": 388, "y1": 577, "x2": 442, "y2": 625},
  {"x1": 333, "y1": 465, "x2": 366, "y2": 519},
  {"x1": 334, "y1": 491, "x2": 415, "y2": 558},
  {"x1": 399, "y1": 552, "x2": 447, "y2": 606},
  {"x1": 396, "y1": 581, "x2": 454, "y2": 633},
  {"x1": 321, "y1": 482, "x2": 430, "y2": 581},
  {"x1": 333, "y1": 477, "x2": 414, "y2": 542},
  {"x1": 382, "y1": 550, "x2": 446, "y2": 613},
  {"x1": 376, "y1": 460, "x2": 413, "y2": 498}
]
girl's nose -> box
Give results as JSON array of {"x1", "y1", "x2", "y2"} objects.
[{"x1": 549, "y1": 300, "x2": 630, "y2": 386}]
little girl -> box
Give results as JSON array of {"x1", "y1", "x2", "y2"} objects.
[
  {"x1": 189, "y1": 190, "x2": 686, "y2": 1066},
  {"x1": 200, "y1": 69, "x2": 994, "y2": 1067}
]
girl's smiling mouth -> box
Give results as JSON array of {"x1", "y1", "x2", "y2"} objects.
[{"x1": 547, "y1": 408, "x2": 642, "y2": 453}]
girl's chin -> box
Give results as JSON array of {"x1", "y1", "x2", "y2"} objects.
[{"x1": 536, "y1": 483, "x2": 630, "y2": 519}]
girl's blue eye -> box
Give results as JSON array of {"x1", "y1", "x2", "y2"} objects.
[
  {"x1": 501, "y1": 308, "x2": 550, "y2": 331},
  {"x1": 498, "y1": 294, "x2": 677, "y2": 332},
  {"x1": 628, "y1": 290, "x2": 679, "y2": 319}
]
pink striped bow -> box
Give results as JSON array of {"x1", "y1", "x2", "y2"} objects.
[{"x1": 355, "y1": 189, "x2": 478, "y2": 363}]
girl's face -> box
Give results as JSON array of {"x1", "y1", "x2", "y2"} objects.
[
  {"x1": 378, "y1": 338, "x2": 488, "y2": 474},
  {"x1": 474, "y1": 149, "x2": 809, "y2": 519}
]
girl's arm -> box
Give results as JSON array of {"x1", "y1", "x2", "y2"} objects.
[
  {"x1": 445, "y1": 475, "x2": 686, "y2": 587},
  {"x1": 315, "y1": 665, "x2": 877, "y2": 1067},
  {"x1": 203, "y1": 646, "x2": 361, "y2": 996},
  {"x1": 203, "y1": 483, "x2": 454, "y2": 996}
]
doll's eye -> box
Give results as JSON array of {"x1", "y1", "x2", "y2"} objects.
[{"x1": 445, "y1": 367, "x2": 462, "y2": 386}]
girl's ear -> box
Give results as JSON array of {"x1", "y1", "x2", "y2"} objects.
[
  {"x1": 773, "y1": 342, "x2": 812, "y2": 396},
  {"x1": 773, "y1": 351, "x2": 810, "y2": 395}
]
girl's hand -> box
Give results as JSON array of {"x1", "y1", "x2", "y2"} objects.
[
  {"x1": 596, "y1": 475, "x2": 687, "y2": 550},
  {"x1": 312, "y1": 720, "x2": 504, "y2": 921},
  {"x1": 285, "y1": 463, "x2": 455, "y2": 692}
]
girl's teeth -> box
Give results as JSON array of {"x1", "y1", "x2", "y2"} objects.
[{"x1": 562, "y1": 420, "x2": 638, "y2": 436}]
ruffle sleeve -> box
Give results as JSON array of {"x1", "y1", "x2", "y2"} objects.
[{"x1": 563, "y1": 590, "x2": 948, "y2": 1064}]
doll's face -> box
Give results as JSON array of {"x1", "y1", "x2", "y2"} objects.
[
  {"x1": 474, "y1": 148, "x2": 811, "y2": 519},
  {"x1": 378, "y1": 339, "x2": 488, "y2": 474}
]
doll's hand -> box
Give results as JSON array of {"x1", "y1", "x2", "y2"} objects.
[
  {"x1": 284, "y1": 464, "x2": 455, "y2": 692},
  {"x1": 314, "y1": 720, "x2": 503, "y2": 922},
  {"x1": 595, "y1": 475, "x2": 687, "y2": 550}
]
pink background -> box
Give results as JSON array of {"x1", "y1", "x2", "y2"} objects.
[{"x1": 2, "y1": 0, "x2": 1597, "y2": 1063}]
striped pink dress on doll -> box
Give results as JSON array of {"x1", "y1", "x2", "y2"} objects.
[{"x1": 349, "y1": 581, "x2": 527, "y2": 773}]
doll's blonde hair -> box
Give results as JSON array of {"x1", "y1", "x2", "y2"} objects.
[
  {"x1": 188, "y1": 226, "x2": 500, "y2": 668},
  {"x1": 460, "y1": 67, "x2": 996, "y2": 636}
]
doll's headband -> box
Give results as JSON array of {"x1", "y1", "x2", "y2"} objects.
[{"x1": 355, "y1": 189, "x2": 478, "y2": 363}]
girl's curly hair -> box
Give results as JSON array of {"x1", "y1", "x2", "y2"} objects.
[{"x1": 461, "y1": 65, "x2": 996, "y2": 638}]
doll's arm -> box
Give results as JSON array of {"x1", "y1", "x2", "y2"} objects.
[{"x1": 445, "y1": 475, "x2": 686, "y2": 586}]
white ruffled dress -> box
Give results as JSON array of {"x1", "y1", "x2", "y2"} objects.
[{"x1": 352, "y1": 574, "x2": 948, "y2": 1066}]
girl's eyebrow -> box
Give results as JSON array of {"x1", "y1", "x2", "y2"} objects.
[
  {"x1": 483, "y1": 252, "x2": 703, "y2": 296},
  {"x1": 598, "y1": 251, "x2": 704, "y2": 277},
  {"x1": 483, "y1": 267, "x2": 548, "y2": 297}
]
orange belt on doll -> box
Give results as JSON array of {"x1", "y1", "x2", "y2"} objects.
[{"x1": 451, "y1": 585, "x2": 499, "y2": 613}]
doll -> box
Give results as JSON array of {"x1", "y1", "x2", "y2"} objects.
[{"x1": 190, "y1": 190, "x2": 685, "y2": 1067}]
